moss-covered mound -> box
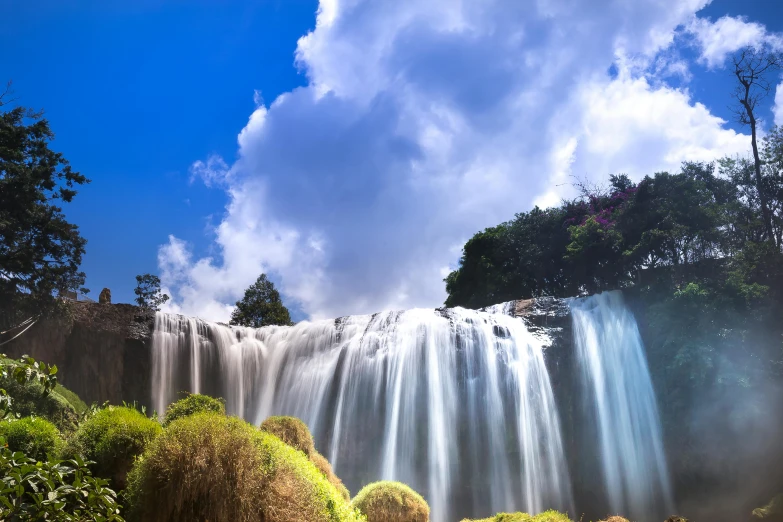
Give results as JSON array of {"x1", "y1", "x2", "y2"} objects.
[
  {"x1": 63, "y1": 405, "x2": 161, "y2": 489},
  {"x1": 260, "y1": 415, "x2": 315, "y2": 457},
  {"x1": 53, "y1": 384, "x2": 88, "y2": 414},
  {"x1": 125, "y1": 412, "x2": 364, "y2": 522},
  {"x1": 0, "y1": 417, "x2": 63, "y2": 461},
  {"x1": 601, "y1": 517, "x2": 630, "y2": 522},
  {"x1": 312, "y1": 450, "x2": 350, "y2": 500},
  {"x1": 0, "y1": 375, "x2": 79, "y2": 432},
  {"x1": 163, "y1": 393, "x2": 225, "y2": 426},
  {"x1": 352, "y1": 481, "x2": 429, "y2": 522},
  {"x1": 461, "y1": 510, "x2": 572, "y2": 522},
  {"x1": 665, "y1": 517, "x2": 689, "y2": 522}
]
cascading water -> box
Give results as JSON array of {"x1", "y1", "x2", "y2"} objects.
[
  {"x1": 151, "y1": 306, "x2": 573, "y2": 522},
  {"x1": 570, "y1": 291, "x2": 674, "y2": 521}
]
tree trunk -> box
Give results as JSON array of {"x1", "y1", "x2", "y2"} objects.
[{"x1": 749, "y1": 114, "x2": 775, "y2": 243}]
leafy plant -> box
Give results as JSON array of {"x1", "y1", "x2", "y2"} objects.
[
  {"x1": 0, "y1": 444, "x2": 123, "y2": 521},
  {"x1": 0, "y1": 355, "x2": 59, "y2": 420}
]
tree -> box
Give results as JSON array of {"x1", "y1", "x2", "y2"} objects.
[
  {"x1": 134, "y1": 274, "x2": 169, "y2": 311},
  {"x1": 230, "y1": 274, "x2": 292, "y2": 327},
  {"x1": 0, "y1": 84, "x2": 89, "y2": 320},
  {"x1": 730, "y1": 46, "x2": 782, "y2": 243}
]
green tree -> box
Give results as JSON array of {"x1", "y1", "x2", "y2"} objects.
[
  {"x1": 133, "y1": 274, "x2": 169, "y2": 311},
  {"x1": 230, "y1": 274, "x2": 292, "y2": 327},
  {"x1": 0, "y1": 85, "x2": 89, "y2": 321}
]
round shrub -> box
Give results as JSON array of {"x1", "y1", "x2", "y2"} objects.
[
  {"x1": 260, "y1": 415, "x2": 315, "y2": 457},
  {"x1": 312, "y1": 450, "x2": 350, "y2": 500},
  {"x1": 125, "y1": 412, "x2": 364, "y2": 522},
  {"x1": 0, "y1": 417, "x2": 63, "y2": 461},
  {"x1": 163, "y1": 393, "x2": 225, "y2": 426},
  {"x1": 352, "y1": 481, "x2": 430, "y2": 522},
  {"x1": 53, "y1": 384, "x2": 88, "y2": 414},
  {"x1": 63, "y1": 405, "x2": 161, "y2": 489},
  {"x1": 601, "y1": 517, "x2": 629, "y2": 522}
]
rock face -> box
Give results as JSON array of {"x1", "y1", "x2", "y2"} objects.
[
  {"x1": 99, "y1": 288, "x2": 112, "y2": 304},
  {"x1": 4, "y1": 301, "x2": 154, "y2": 408}
]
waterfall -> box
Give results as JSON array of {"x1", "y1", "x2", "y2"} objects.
[
  {"x1": 570, "y1": 291, "x2": 674, "y2": 521},
  {"x1": 151, "y1": 306, "x2": 573, "y2": 522}
]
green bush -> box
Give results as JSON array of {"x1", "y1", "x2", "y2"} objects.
[
  {"x1": 63, "y1": 406, "x2": 161, "y2": 489},
  {"x1": 0, "y1": 375, "x2": 79, "y2": 433},
  {"x1": 461, "y1": 510, "x2": 572, "y2": 522},
  {"x1": 312, "y1": 450, "x2": 350, "y2": 500},
  {"x1": 352, "y1": 481, "x2": 429, "y2": 522},
  {"x1": 162, "y1": 393, "x2": 225, "y2": 426},
  {"x1": 260, "y1": 415, "x2": 315, "y2": 457},
  {"x1": 0, "y1": 447, "x2": 123, "y2": 521},
  {"x1": 0, "y1": 417, "x2": 63, "y2": 461},
  {"x1": 125, "y1": 412, "x2": 364, "y2": 522}
]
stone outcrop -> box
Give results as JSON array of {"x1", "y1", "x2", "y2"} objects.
[
  {"x1": 99, "y1": 288, "x2": 112, "y2": 304},
  {"x1": 4, "y1": 301, "x2": 154, "y2": 408}
]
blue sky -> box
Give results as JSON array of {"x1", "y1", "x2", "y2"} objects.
[{"x1": 2, "y1": 0, "x2": 783, "y2": 321}]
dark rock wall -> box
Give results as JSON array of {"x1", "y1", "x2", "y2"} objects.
[{"x1": 4, "y1": 302, "x2": 154, "y2": 409}]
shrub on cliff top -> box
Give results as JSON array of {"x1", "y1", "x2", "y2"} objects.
[
  {"x1": 352, "y1": 481, "x2": 429, "y2": 522},
  {"x1": 63, "y1": 405, "x2": 161, "y2": 489},
  {"x1": 125, "y1": 412, "x2": 364, "y2": 522},
  {"x1": 461, "y1": 510, "x2": 572, "y2": 522},
  {"x1": 162, "y1": 393, "x2": 225, "y2": 426},
  {"x1": 0, "y1": 416, "x2": 63, "y2": 461},
  {"x1": 260, "y1": 415, "x2": 315, "y2": 457}
]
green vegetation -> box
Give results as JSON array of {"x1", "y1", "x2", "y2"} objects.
[
  {"x1": 0, "y1": 88, "x2": 89, "y2": 322},
  {"x1": 134, "y1": 273, "x2": 170, "y2": 311},
  {"x1": 230, "y1": 273, "x2": 293, "y2": 327},
  {"x1": 0, "y1": 449, "x2": 123, "y2": 521},
  {"x1": 63, "y1": 406, "x2": 162, "y2": 489},
  {"x1": 162, "y1": 392, "x2": 225, "y2": 426},
  {"x1": 260, "y1": 415, "x2": 315, "y2": 457},
  {"x1": 0, "y1": 356, "x2": 78, "y2": 432},
  {"x1": 126, "y1": 412, "x2": 364, "y2": 522},
  {"x1": 54, "y1": 383, "x2": 88, "y2": 414},
  {"x1": 461, "y1": 511, "x2": 571, "y2": 522},
  {"x1": 0, "y1": 416, "x2": 63, "y2": 461},
  {"x1": 312, "y1": 450, "x2": 350, "y2": 500},
  {"x1": 352, "y1": 481, "x2": 429, "y2": 522}
]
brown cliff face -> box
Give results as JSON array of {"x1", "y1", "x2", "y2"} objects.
[{"x1": 4, "y1": 301, "x2": 154, "y2": 409}]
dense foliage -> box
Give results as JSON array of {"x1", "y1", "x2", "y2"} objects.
[
  {"x1": 230, "y1": 274, "x2": 293, "y2": 327},
  {"x1": 0, "y1": 450, "x2": 123, "y2": 521},
  {"x1": 0, "y1": 94, "x2": 89, "y2": 323},
  {"x1": 260, "y1": 415, "x2": 315, "y2": 457}
]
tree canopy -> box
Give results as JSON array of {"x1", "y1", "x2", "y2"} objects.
[
  {"x1": 230, "y1": 274, "x2": 292, "y2": 328},
  {"x1": 0, "y1": 88, "x2": 89, "y2": 319},
  {"x1": 134, "y1": 274, "x2": 169, "y2": 311}
]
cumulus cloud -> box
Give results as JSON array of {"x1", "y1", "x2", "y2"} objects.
[
  {"x1": 160, "y1": 0, "x2": 758, "y2": 322},
  {"x1": 687, "y1": 15, "x2": 783, "y2": 68}
]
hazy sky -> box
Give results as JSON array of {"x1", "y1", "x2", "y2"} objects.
[{"x1": 3, "y1": 0, "x2": 783, "y2": 321}]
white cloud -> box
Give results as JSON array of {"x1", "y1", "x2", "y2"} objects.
[
  {"x1": 687, "y1": 15, "x2": 783, "y2": 69},
  {"x1": 775, "y1": 82, "x2": 783, "y2": 127},
  {"x1": 189, "y1": 155, "x2": 231, "y2": 188},
  {"x1": 160, "y1": 0, "x2": 757, "y2": 321}
]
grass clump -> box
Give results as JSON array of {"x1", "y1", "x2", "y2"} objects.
[
  {"x1": 352, "y1": 481, "x2": 429, "y2": 522},
  {"x1": 461, "y1": 510, "x2": 572, "y2": 522},
  {"x1": 312, "y1": 450, "x2": 350, "y2": 500},
  {"x1": 600, "y1": 517, "x2": 630, "y2": 522},
  {"x1": 162, "y1": 392, "x2": 225, "y2": 426},
  {"x1": 62, "y1": 405, "x2": 161, "y2": 489},
  {"x1": 260, "y1": 415, "x2": 315, "y2": 457},
  {"x1": 0, "y1": 417, "x2": 63, "y2": 461},
  {"x1": 125, "y1": 412, "x2": 364, "y2": 522}
]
